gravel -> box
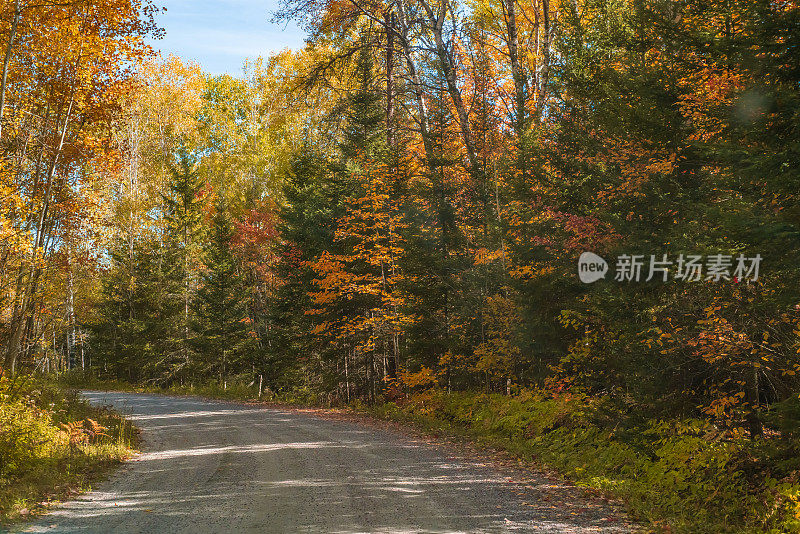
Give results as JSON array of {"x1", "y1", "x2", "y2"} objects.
[{"x1": 18, "y1": 391, "x2": 636, "y2": 533}]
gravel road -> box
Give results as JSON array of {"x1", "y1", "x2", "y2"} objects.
[{"x1": 19, "y1": 392, "x2": 634, "y2": 533}]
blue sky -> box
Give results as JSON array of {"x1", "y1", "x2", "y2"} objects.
[{"x1": 147, "y1": 0, "x2": 308, "y2": 76}]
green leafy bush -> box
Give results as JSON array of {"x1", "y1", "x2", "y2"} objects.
[
  {"x1": 0, "y1": 395, "x2": 59, "y2": 482},
  {"x1": 0, "y1": 376, "x2": 136, "y2": 524}
]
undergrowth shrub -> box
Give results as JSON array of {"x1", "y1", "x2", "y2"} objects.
[
  {"x1": 0, "y1": 395, "x2": 60, "y2": 482},
  {"x1": 0, "y1": 375, "x2": 136, "y2": 524}
]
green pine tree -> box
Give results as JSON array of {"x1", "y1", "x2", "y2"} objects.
[
  {"x1": 191, "y1": 203, "x2": 251, "y2": 383},
  {"x1": 265, "y1": 148, "x2": 335, "y2": 390},
  {"x1": 90, "y1": 235, "x2": 182, "y2": 383},
  {"x1": 162, "y1": 147, "x2": 207, "y2": 377}
]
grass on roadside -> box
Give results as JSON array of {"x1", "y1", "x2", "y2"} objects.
[{"x1": 0, "y1": 376, "x2": 137, "y2": 525}]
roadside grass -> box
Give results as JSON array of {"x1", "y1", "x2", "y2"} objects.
[
  {"x1": 0, "y1": 376, "x2": 137, "y2": 525},
  {"x1": 365, "y1": 390, "x2": 800, "y2": 534},
  {"x1": 55, "y1": 372, "x2": 800, "y2": 533}
]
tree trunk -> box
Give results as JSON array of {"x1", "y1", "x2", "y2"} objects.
[
  {"x1": 395, "y1": 0, "x2": 437, "y2": 170},
  {"x1": 534, "y1": 0, "x2": 551, "y2": 121},
  {"x1": 502, "y1": 0, "x2": 527, "y2": 135},
  {"x1": 420, "y1": 0, "x2": 479, "y2": 177},
  {"x1": 0, "y1": 0, "x2": 22, "y2": 140},
  {"x1": 385, "y1": 10, "x2": 395, "y2": 148},
  {"x1": 747, "y1": 367, "x2": 763, "y2": 437}
]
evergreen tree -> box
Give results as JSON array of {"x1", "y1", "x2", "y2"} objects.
[
  {"x1": 274, "y1": 40, "x2": 404, "y2": 400},
  {"x1": 266, "y1": 149, "x2": 336, "y2": 391},
  {"x1": 162, "y1": 147, "x2": 207, "y2": 376},
  {"x1": 337, "y1": 37, "x2": 386, "y2": 165},
  {"x1": 399, "y1": 60, "x2": 467, "y2": 385},
  {"x1": 310, "y1": 40, "x2": 398, "y2": 401},
  {"x1": 191, "y1": 204, "x2": 251, "y2": 382},
  {"x1": 90, "y1": 235, "x2": 182, "y2": 382}
]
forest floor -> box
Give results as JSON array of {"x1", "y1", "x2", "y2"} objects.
[{"x1": 16, "y1": 391, "x2": 638, "y2": 533}]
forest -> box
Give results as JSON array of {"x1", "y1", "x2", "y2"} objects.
[{"x1": 1, "y1": 0, "x2": 800, "y2": 531}]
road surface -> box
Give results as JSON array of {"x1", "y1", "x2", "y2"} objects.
[{"x1": 20, "y1": 392, "x2": 633, "y2": 533}]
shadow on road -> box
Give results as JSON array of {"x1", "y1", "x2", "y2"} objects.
[{"x1": 19, "y1": 392, "x2": 632, "y2": 534}]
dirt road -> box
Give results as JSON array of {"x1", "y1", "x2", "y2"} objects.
[{"x1": 20, "y1": 392, "x2": 633, "y2": 533}]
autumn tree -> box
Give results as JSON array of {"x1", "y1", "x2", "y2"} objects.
[
  {"x1": 1, "y1": 0, "x2": 161, "y2": 373},
  {"x1": 304, "y1": 43, "x2": 411, "y2": 401}
]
